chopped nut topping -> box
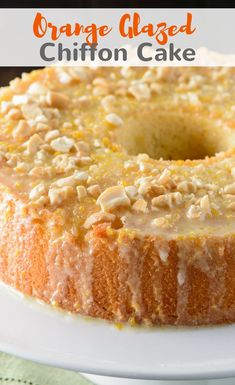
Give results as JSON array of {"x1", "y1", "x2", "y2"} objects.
[
  {"x1": 87, "y1": 184, "x2": 101, "y2": 198},
  {"x1": 132, "y1": 199, "x2": 148, "y2": 212},
  {"x1": 200, "y1": 194, "x2": 211, "y2": 214},
  {"x1": 152, "y1": 217, "x2": 169, "y2": 228},
  {"x1": 151, "y1": 185, "x2": 167, "y2": 197},
  {"x1": 105, "y1": 113, "x2": 123, "y2": 126},
  {"x1": 223, "y1": 183, "x2": 235, "y2": 194},
  {"x1": 12, "y1": 94, "x2": 31, "y2": 106},
  {"x1": 53, "y1": 171, "x2": 88, "y2": 187},
  {"x1": 137, "y1": 182, "x2": 151, "y2": 196},
  {"x1": 45, "y1": 130, "x2": 60, "y2": 142},
  {"x1": 48, "y1": 186, "x2": 74, "y2": 206},
  {"x1": 21, "y1": 103, "x2": 42, "y2": 120},
  {"x1": 177, "y1": 181, "x2": 197, "y2": 193},
  {"x1": 27, "y1": 134, "x2": 44, "y2": 154},
  {"x1": 97, "y1": 186, "x2": 130, "y2": 212},
  {"x1": 142, "y1": 69, "x2": 156, "y2": 83},
  {"x1": 93, "y1": 86, "x2": 108, "y2": 97},
  {"x1": 33, "y1": 196, "x2": 49, "y2": 207},
  {"x1": 158, "y1": 169, "x2": 176, "y2": 189},
  {"x1": 231, "y1": 167, "x2": 235, "y2": 178},
  {"x1": 79, "y1": 156, "x2": 92, "y2": 166},
  {"x1": 128, "y1": 82, "x2": 151, "y2": 100},
  {"x1": 15, "y1": 162, "x2": 31, "y2": 173},
  {"x1": 152, "y1": 192, "x2": 183, "y2": 209},
  {"x1": 120, "y1": 67, "x2": 134, "y2": 78},
  {"x1": 93, "y1": 77, "x2": 108, "y2": 87},
  {"x1": 75, "y1": 141, "x2": 90, "y2": 156},
  {"x1": 150, "y1": 83, "x2": 163, "y2": 94},
  {"x1": 6, "y1": 153, "x2": 18, "y2": 167},
  {"x1": 186, "y1": 204, "x2": 201, "y2": 219},
  {"x1": 57, "y1": 70, "x2": 72, "y2": 84},
  {"x1": 36, "y1": 123, "x2": 49, "y2": 132},
  {"x1": 227, "y1": 202, "x2": 235, "y2": 210},
  {"x1": 0, "y1": 151, "x2": 5, "y2": 162},
  {"x1": 52, "y1": 154, "x2": 78, "y2": 172},
  {"x1": 7, "y1": 108, "x2": 22, "y2": 120},
  {"x1": 13, "y1": 120, "x2": 31, "y2": 138},
  {"x1": 46, "y1": 91, "x2": 69, "y2": 109},
  {"x1": 156, "y1": 67, "x2": 171, "y2": 81},
  {"x1": 101, "y1": 95, "x2": 116, "y2": 112},
  {"x1": 63, "y1": 122, "x2": 73, "y2": 130},
  {"x1": 29, "y1": 183, "x2": 47, "y2": 200},
  {"x1": 83, "y1": 211, "x2": 115, "y2": 229},
  {"x1": 27, "y1": 82, "x2": 47, "y2": 95},
  {"x1": 50, "y1": 136, "x2": 74, "y2": 153},
  {"x1": 125, "y1": 186, "x2": 138, "y2": 202},
  {"x1": 187, "y1": 92, "x2": 201, "y2": 106},
  {"x1": 1, "y1": 101, "x2": 12, "y2": 114},
  {"x1": 29, "y1": 166, "x2": 53, "y2": 177},
  {"x1": 1, "y1": 66, "x2": 235, "y2": 235},
  {"x1": 76, "y1": 185, "x2": 87, "y2": 201}
]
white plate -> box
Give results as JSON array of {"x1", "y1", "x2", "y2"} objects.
[{"x1": 0, "y1": 282, "x2": 235, "y2": 381}]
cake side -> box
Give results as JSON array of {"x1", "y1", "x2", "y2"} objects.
[{"x1": 1, "y1": 189, "x2": 235, "y2": 326}]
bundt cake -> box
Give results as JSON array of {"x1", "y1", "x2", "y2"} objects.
[{"x1": 0, "y1": 66, "x2": 235, "y2": 325}]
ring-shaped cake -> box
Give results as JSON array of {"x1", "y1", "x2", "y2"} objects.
[{"x1": 0, "y1": 67, "x2": 235, "y2": 325}]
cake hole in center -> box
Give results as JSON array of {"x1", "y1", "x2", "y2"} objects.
[{"x1": 115, "y1": 111, "x2": 233, "y2": 161}]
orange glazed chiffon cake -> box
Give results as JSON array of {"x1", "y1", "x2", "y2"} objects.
[{"x1": 0, "y1": 67, "x2": 235, "y2": 325}]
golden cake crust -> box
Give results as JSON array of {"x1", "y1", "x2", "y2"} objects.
[
  {"x1": 1, "y1": 66, "x2": 235, "y2": 325},
  {"x1": 1, "y1": 191, "x2": 235, "y2": 325}
]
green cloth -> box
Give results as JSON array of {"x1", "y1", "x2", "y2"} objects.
[{"x1": 0, "y1": 352, "x2": 94, "y2": 385}]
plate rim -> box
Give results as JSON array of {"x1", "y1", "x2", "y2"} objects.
[
  {"x1": 2, "y1": 342, "x2": 235, "y2": 381},
  {"x1": 1, "y1": 283, "x2": 235, "y2": 380}
]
